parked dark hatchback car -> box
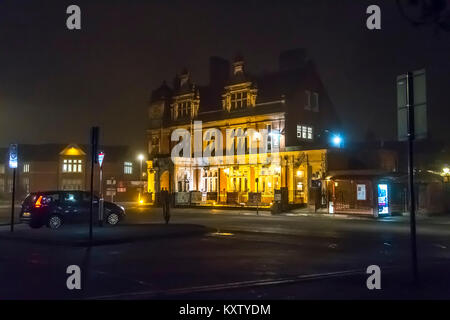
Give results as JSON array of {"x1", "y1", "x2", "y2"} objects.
[{"x1": 20, "y1": 190, "x2": 125, "y2": 229}]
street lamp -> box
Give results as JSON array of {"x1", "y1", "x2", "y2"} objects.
[
  {"x1": 137, "y1": 154, "x2": 145, "y2": 180},
  {"x1": 443, "y1": 166, "x2": 450, "y2": 183},
  {"x1": 331, "y1": 135, "x2": 343, "y2": 148}
]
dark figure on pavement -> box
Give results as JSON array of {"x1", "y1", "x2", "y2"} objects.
[
  {"x1": 164, "y1": 189, "x2": 171, "y2": 224},
  {"x1": 161, "y1": 188, "x2": 170, "y2": 224}
]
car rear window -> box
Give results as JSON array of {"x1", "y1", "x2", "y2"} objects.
[
  {"x1": 23, "y1": 194, "x2": 37, "y2": 205},
  {"x1": 44, "y1": 193, "x2": 60, "y2": 203}
]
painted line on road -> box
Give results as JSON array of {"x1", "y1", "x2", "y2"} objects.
[{"x1": 88, "y1": 268, "x2": 381, "y2": 300}]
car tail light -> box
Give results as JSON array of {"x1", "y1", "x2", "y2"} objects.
[{"x1": 35, "y1": 196, "x2": 43, "y2": 208}]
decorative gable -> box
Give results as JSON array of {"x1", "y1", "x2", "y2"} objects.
[
  {"x1": 170, "y1": 69, "x2": 200, "y2": 120},
  {"x1": 222, "y1": 56, "x2": 257, "y2": 112}
]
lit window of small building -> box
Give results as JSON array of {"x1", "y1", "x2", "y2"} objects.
[
  {"x1": 63, "y1": 159, "x2": 83, "y2": 172},
  {"x1": 23, "y1": 163, "x2": 30, "y2": 173},
  {"x1": 124, "y1": 162, "x2": 133, "y2": 174}
]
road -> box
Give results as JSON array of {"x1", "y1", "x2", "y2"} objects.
[{"x1": 1, "y1": 205, "x2": 450, "y2": 299}]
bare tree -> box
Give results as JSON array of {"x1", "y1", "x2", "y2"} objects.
[{"x1": 396, "y1": 0, "x2": 450, "y2": 31}]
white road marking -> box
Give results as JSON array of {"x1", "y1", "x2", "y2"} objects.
[{"x1": 88, "y1": 268, "x2": 371, "y2": 300}]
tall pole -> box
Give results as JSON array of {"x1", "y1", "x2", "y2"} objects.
[
  {"x1": 139, "y1": 157, "x2": 143, "y2": 202},
  {"x1": 90, "y1": 127, "x2": 99, "y2": 244},
  {"x1": 256, "y1": 178, "x2": 259, "y2": 216},
  {"x1": 10, "y1": 168, "x2": 16, "y2": 232},
  {"x1": 406, "y1": 71, "x2": 418, "y2": 283},
  {"x1": 89, "y1": 150, "x2": 94, "y2": 242},
  {"x1": 98, "y1": 164, "x2": 104, "y2": 227}
]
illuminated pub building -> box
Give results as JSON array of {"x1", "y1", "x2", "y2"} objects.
[{"x1": 146, "y1": 49, "x2": 341, "y2": 209}]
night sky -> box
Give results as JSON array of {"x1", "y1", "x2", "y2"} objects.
[{"x1": 1, "y1": 0, "x2": 449, "y2": 150}]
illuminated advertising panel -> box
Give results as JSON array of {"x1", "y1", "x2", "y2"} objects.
[{"x1": 378, "y1": 184, "x2": 389, "y2": 214}]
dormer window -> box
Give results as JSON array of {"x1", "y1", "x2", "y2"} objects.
[
  {"x1": 222, "y1": 55, "x2": 257, "y2": 112},
  {"x1": 170, "y1": 69, "x2": 200, "y2": 121},
  {"x1": 223, "y1": 86, "x2": 256, "y2": 112},
  {"x1": 231, "y1": 91, "x2": 248, "y2": 109},
  {"x1": 178, "y1": 101, "x2": 191, "y2": 117}
]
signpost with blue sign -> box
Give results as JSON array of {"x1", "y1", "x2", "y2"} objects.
[{"x1": 9, "y1": 144, "x2": 18, "y2": 232}]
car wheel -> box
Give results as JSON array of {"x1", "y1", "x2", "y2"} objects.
[
  {"x1": 106, "y1": 212, "x2": 120, "y2": 226},
  {"x1": 47, "y1": 215, "x2": 63, "y2": 229}
]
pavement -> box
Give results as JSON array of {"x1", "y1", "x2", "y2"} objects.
[{"x1": 0, "y1": 223, "x2": 211, "y2": 246}]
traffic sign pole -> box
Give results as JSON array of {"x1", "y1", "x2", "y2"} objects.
[
  {"x1": 406, "y1": 72, "x2": 419, "y2": 284},
  {"x1": 9, "y1": 144, "x2": 18, "y2": 233},
  {"x1": 90, "y1": 127, "x2": 99, "y2": 244},
  {"x1": 98, "y1": 152, "x2": 105, "y2": 227},
  {"x1": 10, "y1": 168, "x2": 16, "y2": 232}
]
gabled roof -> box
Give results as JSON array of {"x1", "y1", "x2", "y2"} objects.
[{"x1": 59, "y1": 144, "x2": 86, "y2": 156}]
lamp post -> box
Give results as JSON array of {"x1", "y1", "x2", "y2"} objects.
[
  {"x1": 256, "y1": 177, "x2": 259, "y2": 216},
  {"x1": 137, "y1": 154, "x2": 145, "y2": 204},
  {"x1": 138, "y1": 154, "x2": 144, "y2": 181}
]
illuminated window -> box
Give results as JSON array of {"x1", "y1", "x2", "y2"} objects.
[
  {"x1": 23, "y1": 163, "x2": 30, "y2": 173},
  {"x1": 0, "y1": 165, "x2": 5, "y2": 174},
  {"x1": 230, "y1": 91, "x2": 248, "y2": 109},
  {"x1": 203, "y1": 170, "x2": 218, "y2": 192},
  {"x1": 296, "y1": 125, "x2": 313, "y2": 140},
  {"x1": 63, "y1": 159, "x2": 82, "y2": 173},
  {"x1": 124, "y1": 162, "x2": 133, "y2": 174}
]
